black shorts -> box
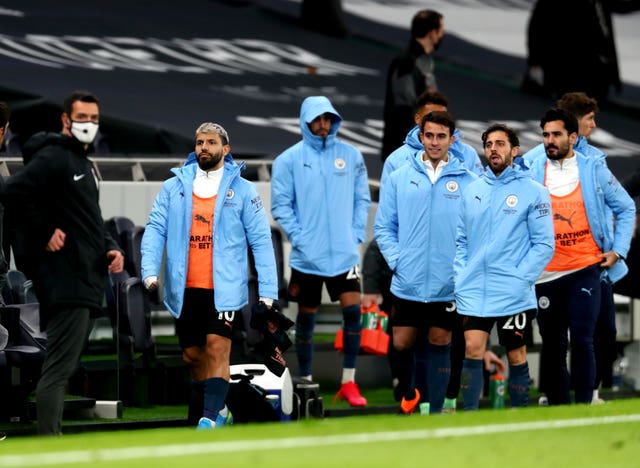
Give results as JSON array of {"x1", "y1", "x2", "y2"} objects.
[
  {"x1": 461, "y1": 309, "x2": 536, "y2": 351},
  {"x1": 391, "y1": 294, "x2": 456, "y2": 331},
  {"x1": 287, "y1": 267, "x2": 361, "y2": 308},
  {"x1": 175, "y1": 288, "x2": 237, "y2": 348}
]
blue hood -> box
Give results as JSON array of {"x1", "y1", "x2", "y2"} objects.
[{"x1": 300, "y1": 96, "x2": 342, "y2": 151}]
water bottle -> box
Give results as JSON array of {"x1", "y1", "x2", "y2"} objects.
[
  {"x1": 490, "y1": 373, "x2": 506, "y2": 409},
  {"x1": 612, "y1": 357, "x2": 628, "y2": 392}
]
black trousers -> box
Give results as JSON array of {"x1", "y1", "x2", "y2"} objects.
[{"x1": 36, "y1": 307, "x2": 90, "y2": 435}]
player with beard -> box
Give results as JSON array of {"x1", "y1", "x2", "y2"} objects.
[
  {"x1": 2, "y1": 91, "x2": 125, "y2": 434},
  {"x1": 527, "y1": 108, "x2": 635, "y2": 405},
  {"x1": 522, "y1": 93, "x2": 618, "y2": 403},
  {"x1": 271, "y1": 96, "x2": 371, "y2": 406},
  {"x1": 454, "y1": 124, "x2": 554, "y2": 410},
  {"x1": 141, "y1": 122, "x2": 279, "y2": 429}
]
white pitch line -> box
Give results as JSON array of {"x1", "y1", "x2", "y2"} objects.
[{"x1": 1, "y1": 414, "x2": 639, "y2": 467}]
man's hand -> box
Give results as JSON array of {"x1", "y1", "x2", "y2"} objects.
[
  {"x1": 361, "y1": 293, "x2": 381, "y2": 309},
  {"x1": 483, "y1": 349, "x2": 506, "y2": 373},
  {"x1": 106, "y1": 250, "x2": 124, "y2": 273},
  {"x1": 46, "y1": 228, "x2": 66, "y2": 252},
  {"x1": 598, "y1": 251, "x2": 620, "y2": 269},
  {"x1": 143, "y1": 275, "x2": 158, "y2": 291}
]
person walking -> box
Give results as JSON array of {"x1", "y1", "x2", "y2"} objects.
[{"x1": 271, "y1": 96, "x2": 371, "y2": 406}]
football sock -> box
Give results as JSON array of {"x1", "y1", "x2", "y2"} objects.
[
  {"x1": 295, "y1": 312, "x2": 316, "y2": 377},
  {"x1": 342, "y1": 305, "x2": 362, "y2": 369},
  {"x1": 394, "y1": 348, "x2": 415, "y2": 400},
  {"x1": 203, "y1": 377, "x2": 229, "y2": 420},
  {"x1": 414, "y1": 337, "x2": 428, "y2": 402},
  {"x1": 508, "y1": 362, "x2": 530, "y2": 407},
  {"x1": 426, "y1": 342, "x2": 451, "y2": 413},
  {"x1": 461, "y1": 358, "x2": 484, "y2": 410},
  {"x1": 188, "y1": 379, "x2": 205, "y2": 425},
  {"x1": 342, "y1": 368, "x2": 356, "y2": 384}
]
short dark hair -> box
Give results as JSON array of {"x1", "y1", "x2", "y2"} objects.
[
  {"x1": 63, "y1": 90, "x2": 99, "y2": 116},
  {"x1": 420, "y1": 110, "x2": 455, "y2": 137},
  {"x1": 540, "y1": 108, "x2": 579, "y2": 135},
  {"x1": 411, "y1": 9, "x2": 443, "y2": 38},
  {"x1": 414, "y1": 90, "x2": 449, "y2": 113},
  {"x1": 482, "y1": 123, "x2": 520, "y2": 148},
  {"x1": 556, "y1": 92, "x2": 599, "y2": 119}
]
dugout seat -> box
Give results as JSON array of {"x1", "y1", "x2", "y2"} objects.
[
  {"x1": 0, "y1": 305, "x2": 46, "y2": 421},
  {"x1": 4, "y1": 269, "x2": 37, "y2": 305},
  {"x1": 106, "y1": 270, "x2": 155, "y2": 364}
]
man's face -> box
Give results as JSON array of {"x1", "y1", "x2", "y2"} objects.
[
  {"x1": 414, "y1": 103, "x2": 447, "y2": 126},
  {"x1": 484, "y1": 130, "x2": 518, "y2": 175},
  {"x1": 309, "y1": 113, "x2": 332, "y2": 138},
  {"x1": 420, "y1": 121, "x2": 453, "y2": 164},
  {"x1": 578, "y1": 111, "x2": 596, "y2": 138},
  {"x1": 195, "y1": 132, "x2": 229, "y2": 171},
  {"x1": 62, "y1": 100, "x2": 99, "y2": 135},
  {"x1": 431, "y1": 21, "x2": 445, "y2": 50},
  {"x1": 543, "y1": 120, "x2": 576, "y2": 161},
  {"x1": 0, "y1": 124, "x2": 7, "y2": 148}
]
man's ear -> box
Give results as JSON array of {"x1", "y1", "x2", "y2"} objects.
[{"x1": 61, "y1": 112, "x2": 71, "y2": 131}]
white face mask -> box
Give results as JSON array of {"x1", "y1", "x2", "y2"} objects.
[{"x1": 70, "y1": 121, "x2": 99, "y2": 144}]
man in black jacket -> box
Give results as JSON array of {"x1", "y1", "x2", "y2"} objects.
[
  {"x1": 3, "y1": 90, "x2": 124, "y2": 435},
  {"x1": 0, "y1": 102, "x2": 10, "y2": 304},
  {"x1": 381, "y1": 9, "x2": 444, "y2": 160}
]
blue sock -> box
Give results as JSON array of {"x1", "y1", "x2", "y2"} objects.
[
  {"x1": 188, "y1": 379, "x2": 205, "y2": 424},
  {"x1": 295, "y1": 312, "x2": 316, "y2": 377},
  {"x1": 414, "y1": 337, "x2": 428, "y2": 402},
  {"x1": 461, "y1": 358, "x2": 484, "y2": 411},
  {"x1": 203, "y1": 377, "x2": 229, "y2": 420},
  {"x1": 427, "y1": 342, "x2": 451, "y2": 413},
  {"x1": 342, "y1": 305, "x2": 361, "y2": 369},
  {"x1": 508, "y1": 362, "x2": 530, "y2": 407},
  {"x1": 394, "y1": 348, "x2": 416, "y2": 400}
]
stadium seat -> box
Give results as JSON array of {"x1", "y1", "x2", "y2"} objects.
[
  {"x1": 270, "y1": 226, "x2": 288, "y2": 306},
  {"x1": 106, "y1": 270, "x2": 155, "y2": 364},
  {"x1": 0, "y1": 306, "x2": 46, "y2": 421},
  {"x1": 4, "y1": 269, "x2": 37, "y2": 305},
  {"x1": 122, "y1": 225, "x2": 145, "y2": 279},
  {"x1": 104, "y1": 216, "x2": 135, "y2": 251}
]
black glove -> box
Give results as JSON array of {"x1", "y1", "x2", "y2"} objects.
[
  {"x1": 250, "y1": 300, "x2": 294, "y2": 332},
  {"x1": 257, "y1": 335, "x2": 288, "y2": 377},
  {"x1": 250, "y1": 300, "x2": 293, "y2": 377}
]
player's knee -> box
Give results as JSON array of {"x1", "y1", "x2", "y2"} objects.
[
  {"x1": 507, "y1": 346, "x2": 527, "y2": 366},
  {"x1": 465, "y1": 341, "x2": 484, "y2": 360},
  {"x1": 182, "y1": 348, "x2": 203, "y2": 367}
]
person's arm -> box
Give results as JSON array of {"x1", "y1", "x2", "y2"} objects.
[
  {"x1": 454, "y1": 196, "x2": 470, "y2": 280},
  {"x1": 601, "y1": 164, "x2": 636, "y2": 261},
  {"x1": 271, "y1": 154, "x2": 303, "y2": 246},
  {"x1": 244, "y1": 182, "x2": 278, "y2": 303},
  {"x1": 516, "y1": 187, "x2": 555, "y2": 284},
  {"x1": 352, "y1": 152, "x2": 371, "y2": 245},
  {"x1": 3, "y1": 153, "x2": 58, "y2": 251},
  {"x1": 373, "y1": 173, "x2": 400, "y2": 272},
  {"x1": 141, "y1": 182, "x2": 170, "y2": 289},
  {"x1": 362, "y1": 240, "x2": 392, "y2": 294}
]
